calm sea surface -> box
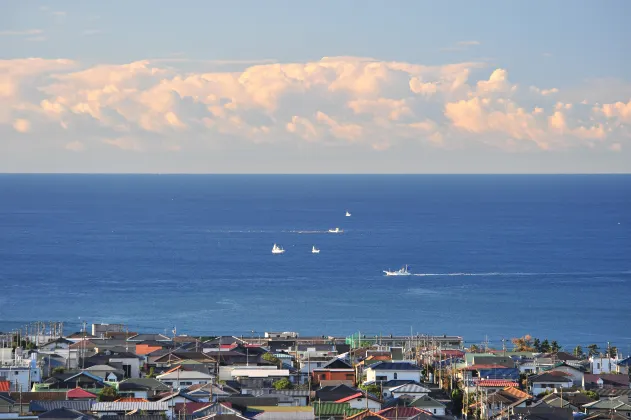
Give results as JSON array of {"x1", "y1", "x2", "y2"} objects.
[{"x1": 0, "y1": 175, "x2": 630, "y2": 349}]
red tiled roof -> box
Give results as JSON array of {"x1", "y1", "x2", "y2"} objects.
[
  {"x1": 335, "y1": 392, "x2": 364, "y2": 403},
  {"x1": 475, "y1": 380, "x2": 519, "y2": 387},
  {"x1": 0, "y1": 381, "x2": 10, "y2": 392},
  {"x1": 67, "y1": 387, "x2": 97, "y2": 399}
]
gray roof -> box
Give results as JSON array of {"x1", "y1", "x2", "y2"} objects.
[
  {"x1": 369, "y1": 362, "x2": 420, "y2": 371},
  {"x1": 391, "y1": 383, "x2": 431, "y2": 394},
  {"x1": 118, "y1": 378, "x2": 171, "y2": 392},
  {"x1": 584, "y1": 398, "x2": 631, "y2": 411},
  {"x1": 410, "y1": 395, "x2": 446, "y2": 408},
  {"x1": 92, "y1": 401, "x2": 169, "y2": 412},
  {"x1": 30, "y1": 400, "x2": 94, "y2": 412},
  {"x1": 39, "y1": 407, "x2": 95, "y2": 420}
]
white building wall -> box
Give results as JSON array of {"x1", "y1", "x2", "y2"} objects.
[
  {"x1": 366, "y1": 369, "x2": 420, "y2": 383},
  {"x1": 347, "y1": 398, "x2": 381, "y2": 410},
  {"x1": 110, "y1": 357, "x2": 140, "y2": 378}
]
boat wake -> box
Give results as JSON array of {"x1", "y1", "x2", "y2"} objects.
[
  {"x1": 413, "y1": 271, "x2": 631, "y2": 277},
  {"x1": 288, "y1": 230, "x2": 330, "y2": 234}
]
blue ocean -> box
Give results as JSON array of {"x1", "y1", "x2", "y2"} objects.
[{"x1": 0, "y1": 175, "x2": 630, "y2": 350}]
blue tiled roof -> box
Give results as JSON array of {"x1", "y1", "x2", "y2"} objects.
[{"x1": 477, "y1": 368, "x2": 520, "y2": 380}]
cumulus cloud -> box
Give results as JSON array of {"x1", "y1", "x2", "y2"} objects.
[{"x1": 0, "y1": 56, "x2": 628, "y2": 154}]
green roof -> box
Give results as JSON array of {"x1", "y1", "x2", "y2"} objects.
[{"x1": 313, "y1": 402, "x2": 365, "y2": 417}]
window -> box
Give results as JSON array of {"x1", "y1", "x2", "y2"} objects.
[
  {"x1": 394, "y1": 373, "x2": 398, "y2": 379},
  {"x1": 434, "y1": 409, "x2": 437, "y2": 414}
]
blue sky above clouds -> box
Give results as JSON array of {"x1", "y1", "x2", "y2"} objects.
[{"x1": 1, "y1": 1, "x2": 630, "y2": 173}]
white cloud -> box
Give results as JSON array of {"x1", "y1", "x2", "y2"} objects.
[
  {"x1": 0, "y1": 55, "x2": 628, "y2": 155},
  {"x1": 0, "y1": 29, "x2": 43, "y2": 36}
]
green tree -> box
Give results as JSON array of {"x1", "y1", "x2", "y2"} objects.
[
  {"x1": 52, "y1": 367, "x2": 65, "y2": 375},
  {"x1": 587, "y1": 344, "x2": 600, "y2": 357},
  {"x1": 272, "y1": 378, "x2": 293, "y2": 390},
  {"x1": 262, "y1": 353, "x2": 281, "y2": 367},
  {"x1": 360, "y1": 383, "x2": 381, "y2": 396},
  {"x1": 147, "y1": 367, "x2": 156, "y2": 378},
  {"x1": 606, "y1": 346, "x2": 617, "y2": 358},
  {"x1": 540, "y1": 339, "x2": 551, "y2": 353},
  {"x1": 551, "y1": 341, "x2": 561, "y2": 352},
  {"x1": 573, "y1": 346, "x2": 584, "y2": 358},
  {"x1": 581, "y1": 390, "x2": 599, "y2": 401},
  {"x1": 98, "y1": 386, "x2": 119, "y2": 402},
  {"x1": 469, "y1": 344, "x2": 480, "y2": 353},
  {"x1": 451, "y1": 388, "x2": 464, "y2": 415},
  {"x1": 533, "y1": 338, "x2": 542, "y2": 352}
]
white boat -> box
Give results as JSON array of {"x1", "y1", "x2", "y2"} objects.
[
  {"x1": 271, "y1": 244, "x2": 285, "y2": 254},
  {"x1": 346, "y1": 211, "x2": 351, "y2": 217},
  {"x1": 328, "y1": 227, "x2": 343, "y2": 233},
  {"x1": 384, "y1": 265, "x2": 411, "y2": 276},
  {"x1": 312, "y1": 246, "x2": 320, "y2": 254}
]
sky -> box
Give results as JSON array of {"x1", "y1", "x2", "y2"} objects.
[{"x1": 1, "y1": 1, "x2": 631, "y2": 173}]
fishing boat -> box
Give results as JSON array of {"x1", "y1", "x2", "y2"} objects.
[
  {"x1": 346, "y1": 211, "x2": 351, "y2": 217},
  {"x1": 312, "y1": 246, "x2": 320, "y2": 254},
  {"x1": 383, "y1": 265, "x2": 411, "y2": 276},
  {"x1": 271, "y1": 244, "x2": 285, "y2": 254},
  {"x1": 328, "y1": 227, "x2": 343, "y2": 233}
]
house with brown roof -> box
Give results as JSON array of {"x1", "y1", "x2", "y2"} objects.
[
  {"x1": 481, "y1": 387, "x2": 533, "y2": 419},
  {"x1": 377, "y1": 406, "x2": 431, "y2": 419}
]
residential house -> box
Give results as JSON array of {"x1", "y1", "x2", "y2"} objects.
[
  {"x1": 0, "y1": 392, "x2": 67, "y2": 414},
  {"x1": 590, "y1": 355, "x2": 628, "y2": 375},
  {"x1": 408, "y1": 395, "x2": 446, "y2": 416},
  {"x1": 0, "y1": 356, "x2": 41, "y2": 391},
  {"x1": 530, "y1": 372, "x2": 574, "y2": 395},
  {"x1": 83, "y1": 350, "x2": 141, "y2": 379},
  {"x1": 583, "y1": 374, "x2": 630, "y2": 390},
  {"x1": 39, "y1": 407, "x2": 95, "y2": 420},
  {"x1": 29, "y1": 401, "x2": 93, "y2": 414},
  {"x1": 315, "y1": 384, "x2": 364, "y2": 402},
  {"x1": 583, "y1": 398, "x2": 631, "y2": 418},
  {"x1": 83, "y1": 365, "x2": 124, "y2": 382},
  {"x1": 312, "y1": 358, "x2": 355, "y2": 386},
  {"x1": 158, "y1": 390, "x2": 201, "y2": 415},
  {"x1": 229, "y1": 367, "x2": 291, "y2": 392},
  {"x1": 117, "y1": 378, "x2": 171, "y2": 399},
  {"x1": 539, "y1": 392, "x2": 595, "y2": 412},
  {"x1": 365, "y1": 362, "x2": 421, "y2": 384},
  {"x1": 461, "y1": 364, "x2": 520, "y2": 393},
  {"x1": 91, "y1": 401, "x2": 169, "y2": 418},
  {"x1": 335, "y1": 392, "x2": 381, "y2": 410},
  {"x1": 253, "y1": 389, "x2": 310, "y2": 406},
  {"x1": 42, "y1": 372, "x2": 108, "y2": 391},
  {"x1": 156, "y1": 368, "x2": 213, "y2": 389},
  {"x1": 481, "y1": 387, "x2": 533, "y2": 419},
  {"x1": 541, "y1": 363, "x2": 585, "y2": 387},
  {"x1": 390, "y1": 383, "x2": 431, "y2": 400},
  {"x1": 39, "y1": 339, "x2": 74, "y2": 352}
]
